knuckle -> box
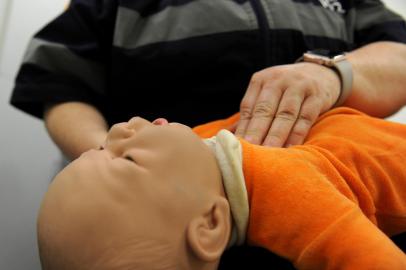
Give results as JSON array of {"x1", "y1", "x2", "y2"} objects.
[
  {"x1": 253, "y1": 101, "x2": 274, "y2": 117},
  {"x1": 250, "y1": 72, "x2": 262, "y2": 84},
  {"x1": 290, "y1": 128, "x2": 307, "y2": 138},
  {"x1": 293, "y1": 72, "x2": 305, "y2": 81},
  {"x1": 310, "y1": 78, "x2": 319, "y2": 90},
  {"x1": 298, "y1": 113, "x2": 314, "y2": 126},
  {"x1": 290, "y1": 114, "x2": 315, "y2": 138},
  {"x1": 240, "y1": 107, "x2": 252, "y2": 120},
  {"x1": 270, "y1": 69, "x2": 281, "y2": 78},
  {"x1": 301, "y1": 79, "x2": 313, "y2": 90},
  {"x1": 240, "y1": 99, "x2": 251, "y2": 110},
  {"x1": 266, "y1": 133, "x2": 283, "y2": 144},
  {"x1": 262, "y1": 82, "x2": 282, "y2": 95},
  {"x1": 311, "y1": 98, "x2": 323, "y2": 108},
  {"x1": 276, "y1": 109, "x2": 297, "y2": 122},
  {"x1": 298, "y1": 79, "x2": 317, "y2": 93}
]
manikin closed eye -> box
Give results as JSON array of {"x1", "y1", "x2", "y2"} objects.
[{"x1": 124, "y1": 155, "x2": 135, "y2": 163}]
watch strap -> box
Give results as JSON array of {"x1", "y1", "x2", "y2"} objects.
[{"x1": 332, "y1": 58, "x2": 353, "y2": 107}]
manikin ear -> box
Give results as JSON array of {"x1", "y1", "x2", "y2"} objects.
[{"x1": 186, "y1": 197, "x2": 231, "y2": 262}]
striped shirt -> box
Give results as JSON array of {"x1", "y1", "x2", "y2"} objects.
[{"x1": 10, "y1": 0, "x2": 406, "y2": 127}]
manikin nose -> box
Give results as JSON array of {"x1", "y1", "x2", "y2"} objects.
[
  {"x1": 104, "y1": 122, "x2": 135, "y2": 157},
  {"x1": 107, "y1": 122, "x2": 135, "y2": 141},
  {"x1": 108, "y1": 117, "x2": 167, "y2": 144},
  {"x1": 108, "y1": 116, "x2": 157, "y2": 143}
]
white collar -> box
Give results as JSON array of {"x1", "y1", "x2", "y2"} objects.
[{"x1": 204, "y1": 130, "x2": 249, "y2": 247}]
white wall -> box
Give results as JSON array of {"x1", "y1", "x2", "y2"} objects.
[
  {"x1": 0, "y1": 0, "x2": 12, "y2": 64},
  {"x1": 0, "y1": 0, "x2": 66, "y2": 78},
  {"x1": 0, "y1": 1, "x2": 65, "y2": 269},
  {"x1": 383, "y1": 0, "x2": 406, "y2": 17}
]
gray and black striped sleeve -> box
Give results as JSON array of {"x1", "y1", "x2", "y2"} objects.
[
  {"x1": 351, "y1": 0, "x2": 406, "y2": 47},
  {"x1": 10, "y1": 0, "x2": 117, "y2": 119}
]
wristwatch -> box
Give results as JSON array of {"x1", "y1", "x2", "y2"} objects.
[{"x1": 296, "y1": 50, "x2": 353, "y2": 107}]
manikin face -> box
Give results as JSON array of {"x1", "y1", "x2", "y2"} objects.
[{"x1": 38, "y1": 117, "x2": 223, "y2": 269}]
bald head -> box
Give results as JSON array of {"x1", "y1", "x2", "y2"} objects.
[{"x1": 37, "y1": 117, "x2": 229, "y2": 270}]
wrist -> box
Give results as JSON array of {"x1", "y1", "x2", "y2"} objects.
[
  {"x1": 297, "y1": 50, "x2": 353, "y2": 107},
  {"x1": 297, "y1": 62, "x2": 341, "y2": 109},
  {"x1": 319, "y1": 64, "x2": 342, "y2": 107}
]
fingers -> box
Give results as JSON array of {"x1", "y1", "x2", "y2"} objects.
[
  {"x1": 236, "y1": 63, "x2": 337, "y2": 147},
  {"x1": 263, "y1": 97, "x2": 321, "y2": 147},
  {"x1": 262, "y1": 87, "x2": 304, "y2": 147},
  {"x1": 239, "y1": 83, "x2": 283, "y2": 144},
  {"x1": 236, "y1": 82, "x2": 319, "y2": 148},
  {"x1": 235, "y1": 74, "x2": 262, "y2": 138},
  {"x1": 283, "y1": 97, "x2": 321, "y2": 146}
]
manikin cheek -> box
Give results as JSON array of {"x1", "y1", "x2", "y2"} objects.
[{"x1": 152, "y1": 118, "x2": 169, "y2": 126}]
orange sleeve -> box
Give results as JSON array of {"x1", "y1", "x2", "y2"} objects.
[{"x1": 241, "y1": 107, "x2": 406, "y2": 270}]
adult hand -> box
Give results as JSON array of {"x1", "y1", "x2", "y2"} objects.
[{"x1": 235, "y1": 62, "x2": 341, "y2": 147}]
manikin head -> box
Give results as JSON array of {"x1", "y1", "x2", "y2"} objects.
[{"x1": 37, "y1": 117, "x2": 231, "y2": 270}]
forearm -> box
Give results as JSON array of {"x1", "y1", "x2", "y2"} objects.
[
  {"x1": 345, "y1": 41, "x2": 406, "y2": 117},
  {"x1": 44, "y1": 102, "x2": 109, "y2": 160}
]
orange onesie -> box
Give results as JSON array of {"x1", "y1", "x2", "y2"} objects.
[{"x1": 193, "y1": 107, "x2": 406, "y2": 270}]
